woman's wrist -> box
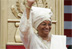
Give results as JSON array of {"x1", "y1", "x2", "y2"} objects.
[
  {"x1": 25, "y1": 0, "x2": 34, "y2": 9},
  {"x1": 26, "y1": 3, "x2": 32, "y2": 9}
]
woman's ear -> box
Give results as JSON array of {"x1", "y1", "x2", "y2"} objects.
[
  {"x1": 36, "y1": 26, "x2": 38, "y2": 30},
  {"x1": 33, "y1": 28, "x2": 38, "y2": 34}
]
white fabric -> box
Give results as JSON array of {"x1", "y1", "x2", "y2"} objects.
[
  {"x1": 19, "y1": 7, "x2": 67, "y2": 49},
  {"x1": 50, "y1": 35, "x2": 67, "y2": 49},
  {"x1": 31, "y1": 6, "x2": 53, "y2": 29}
]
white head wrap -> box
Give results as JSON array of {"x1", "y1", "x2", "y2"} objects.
[{"x1": 31, "y1": 6, "x2": 53, "y2": 30}]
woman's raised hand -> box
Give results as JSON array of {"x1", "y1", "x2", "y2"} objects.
[
  {"x1": 27, "y1": 0, "x2": 35, "y2": 7},
  {"x1": 26, "y1": 0, "x2": 35, "y2": 19}
]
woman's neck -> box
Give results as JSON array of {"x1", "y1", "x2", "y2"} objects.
[{"x1": 38, "y1": 34, "x2": 51, "y2": 41}]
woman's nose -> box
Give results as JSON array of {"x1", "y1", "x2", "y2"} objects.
[{"x1": 45, "y1": 25, "x2": 49, "y2": 28}]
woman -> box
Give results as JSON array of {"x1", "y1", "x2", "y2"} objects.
[{"x1": 19, "y1": 0, "x2": 67, "y2": 49}]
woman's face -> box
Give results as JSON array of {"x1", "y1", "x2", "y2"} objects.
[{"x1": 37, "y1": 20, "x2": 52, "y2": 37}]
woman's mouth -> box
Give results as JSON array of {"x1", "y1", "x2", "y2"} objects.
[{"x1": 43, "y1": 29, "x2": 49, "y2": 32}]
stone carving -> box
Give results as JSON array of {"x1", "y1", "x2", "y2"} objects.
[{"x1": 11, "y1": 0, "x2": 50, "y2": 18}]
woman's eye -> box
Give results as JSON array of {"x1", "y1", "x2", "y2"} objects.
[
  {"x1": 48, "y1": 24, "x2": 51, "y2": 26},
  {"x1": 42, "y1": 23, "x2": 46, "y2": 25}
]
